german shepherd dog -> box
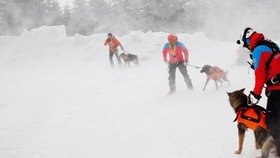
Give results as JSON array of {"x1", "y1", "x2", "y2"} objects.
[
  {"x1": 119, "y1": 52, "x2": 140, "y2": 67},
  {"x1": 227, "y1": 88, "x2": 275, "y2": 158},
  {"x1": 200, "y1": 64, "x2": 230, "y2": 91}
]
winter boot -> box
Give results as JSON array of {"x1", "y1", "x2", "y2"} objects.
[{"x1": 168, "y1": 89, "x2": 176, "y2": 95}]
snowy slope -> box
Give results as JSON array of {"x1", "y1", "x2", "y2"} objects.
[{"x1": 0, "y1": 25, "x2": 273, "y2": 158}]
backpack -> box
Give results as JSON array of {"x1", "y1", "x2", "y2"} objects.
[{"x1": 255, "y1": 40, "x2": 280, "y2": 70}]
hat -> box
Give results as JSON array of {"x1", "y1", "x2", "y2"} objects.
[
  {"x1": 108, "y1": 33, "x2": 112, "y2": 36},
  {"x1": 168, "y1": 34, "x2": 178, "y2": 43}
]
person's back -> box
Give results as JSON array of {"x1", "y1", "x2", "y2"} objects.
[{"x1": 248, "y1": 32, "x2": 280, "y2": 94}]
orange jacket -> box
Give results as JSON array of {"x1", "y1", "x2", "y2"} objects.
[
  {"x1": 236, "y1": 106, "x2": 268, "y2": 131},
  {"x1": 104, "y1": 36, "x2": 122, "y2": 51}
]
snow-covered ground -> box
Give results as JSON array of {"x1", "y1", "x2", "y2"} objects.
[{"x1": 0, "y1": 26, "x2": 274, "y2": 158}]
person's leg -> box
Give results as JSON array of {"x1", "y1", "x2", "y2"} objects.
[
  {"x1": 168, "y1": 63, "x2": 177, "y2": 93},
  {"x1": 114, "y1": 50, "x2": 122, "y2": 66},
  {"x1": 109, "y1": 50, "x2": 114, "y2": 67},
  {"x1": 178, "y1": 62, "x2": 193, "y2": 90},
  {"x1": 266, "y1": 91, "x2": 280, "y2": 156}
]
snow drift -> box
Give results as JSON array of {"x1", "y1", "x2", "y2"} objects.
[{"x1": 0, "y1": 25, "x2": 274, "y2": 158}]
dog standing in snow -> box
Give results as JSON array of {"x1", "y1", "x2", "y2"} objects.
[{"x1": 200, "y1": 64, "x2": 230, "y2": 91}]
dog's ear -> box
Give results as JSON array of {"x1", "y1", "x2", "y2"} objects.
[
  {"x1": 239, "y1": 88, "x2": 245, "y2": 93},
  {"x1": 227, "y1": 92, "x2": 232, "y2": 96}
]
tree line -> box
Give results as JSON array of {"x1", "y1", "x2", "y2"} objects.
[{"x1": 0, "y1": 0, "x2": 279, "y2": 40}]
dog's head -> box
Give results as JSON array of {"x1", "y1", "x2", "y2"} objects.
[
  {"x1": 227, "y1": 88, "x2": 247, "y2": 111},
  {"x1": 119, "y1": 53, "x2": 129, "y2": 61},
  {"x1": 119, "y1": 53, "x2": 126, "y2": 59},
  {"x1": 200, "y1": 65, "x2": 213, "y2": 75}
]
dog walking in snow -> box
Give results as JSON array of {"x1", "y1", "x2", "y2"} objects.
[
  {"x1": 119, "y1": 52, "x2": 140, "y2": 67},
  {"x1": 200, "y1": 64, "x2": 230, "y2": 91}
]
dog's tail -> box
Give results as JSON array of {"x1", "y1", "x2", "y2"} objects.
[
  {"x1": 223, "y1": 71, "x2": 230, "y2": 85},
  {"x1": 224, "y1": 70, "x2": 228, "y2": 75}
]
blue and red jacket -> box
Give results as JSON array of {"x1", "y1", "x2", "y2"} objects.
[
  {"x1": 249, "y1": 33, "x2": 280, "y2": 95},
  {"x1": 162, "y1": 42, "x2": 189, "y2": 64}
]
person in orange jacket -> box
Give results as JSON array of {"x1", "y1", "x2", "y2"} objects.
[
  {"x1": 162, "y1": 34, "x2": 193, "y2": 95},
  {"x1": 104, "y1": 33, "x2": 123, "y2": 67}
]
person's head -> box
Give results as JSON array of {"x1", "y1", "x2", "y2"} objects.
[
  {"x1": 237, "y1": 27, "x2": 265, "y2": 51},
  {"x1": 168, "y1": 34, "x2": 178, "y2": 45},
  {"x1": 237, "y1": 27, "x2": 255, "y2": 50},
  {"x1": 108, "y1": 33, "x2": 113, "y2": 39}
]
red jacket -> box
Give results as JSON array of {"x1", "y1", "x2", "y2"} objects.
[
  {"x1": 249, "y1": 33, "x2": 280, "y2": 95},
  {"x1": 162, "y1": 41, "x2": 189, "y2": 64}
]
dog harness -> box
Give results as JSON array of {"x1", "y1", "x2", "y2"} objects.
[
  {"x1": 207, "y1": 66, "x2": 225, "y2": 79},
  {"x1": 234, "y1": 105, "x2": 268, "y2": 131}
]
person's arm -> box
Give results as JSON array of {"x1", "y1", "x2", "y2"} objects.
[
  {"x1": 252, "y1": 49, "x2": 269, "y2": 96},
  {"x1": 104, "y1": 39, "x2": 108, "y2": 46},
  {"x1": 181, "y1": 44, "x2": 189, "y2": 62},
  {"x1": 113, "y1": 37, "x2": 124, "y2": 50},
  {"x1": 162, "y1": 44, "x2": 169, "y2": 63}
]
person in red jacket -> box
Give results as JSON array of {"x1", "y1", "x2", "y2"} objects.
[
  {"x1": 104, "y1": 33, "x2": 123, "y2": 67},
  {"x1": 162, "y1": 34, "x2": 193, "y2": 95},
  {"x1": 237, "y1": 27, "x2": 280, "y2": 156}
]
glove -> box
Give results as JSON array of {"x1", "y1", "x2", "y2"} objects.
[
  {"x1": 184, "y1": 61, "x2": 188, "y2": 66},
  {"x1": 248, "y1": 91, "x2": 261, "y2": 105}
]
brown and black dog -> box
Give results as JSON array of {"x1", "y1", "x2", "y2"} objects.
[
  {"x1": 200, "y1": 64, "x2": 230, "y2": 91},
  {"x1": 119, "y1": 53, "x2": 140, "y2": 67},
  {"x1": 227, "y1": 88, "x2": 275, "y2": 158}
]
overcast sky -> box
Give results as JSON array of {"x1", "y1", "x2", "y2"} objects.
[{"x1": 57, "y1": 0, "x2": 74, "y2": 7}]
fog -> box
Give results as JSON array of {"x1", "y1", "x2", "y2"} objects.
[{"x1": 1, "y1": 0, "x2": 280, "y2": 41}]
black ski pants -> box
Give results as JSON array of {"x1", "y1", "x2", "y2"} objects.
[
  {"x1": 168, "y1": 61, "x2": 193, "y2": 91},
  {"x1": 109, "y1": 49, "x2": 122, "y2": 67},
  {"x1": 266, "y1": 90, "x2": 280, "y2": 156}
]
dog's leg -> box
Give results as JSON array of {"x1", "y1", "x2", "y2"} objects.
[
  {"x1": 220, "y1": 80, "x2": 223, "y2": 86},
  {"x1": 125, "y1": 61, "x2": 128, "y2": 67},
  {"x1": 214, "y1": 80, "x2": 218, "y2": 90},
  {"x1": 223, "y1": 75, "x2": 230, "y2": 86},
  {"x1": 133, "y1": 60, "x2": 140, "y2": 67},
  {"x1": 203, "y1": 78, "x2": 210, "y2": 91},
  {"x1": 254, "y1": 130, "x2": 261, "y2": 150},
  {"x1": 235, "y1": 123, "x2": 246, "y2": 154},
  {"x1": 260, "y1": 136, "x2": 274, "y2": 158}
]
